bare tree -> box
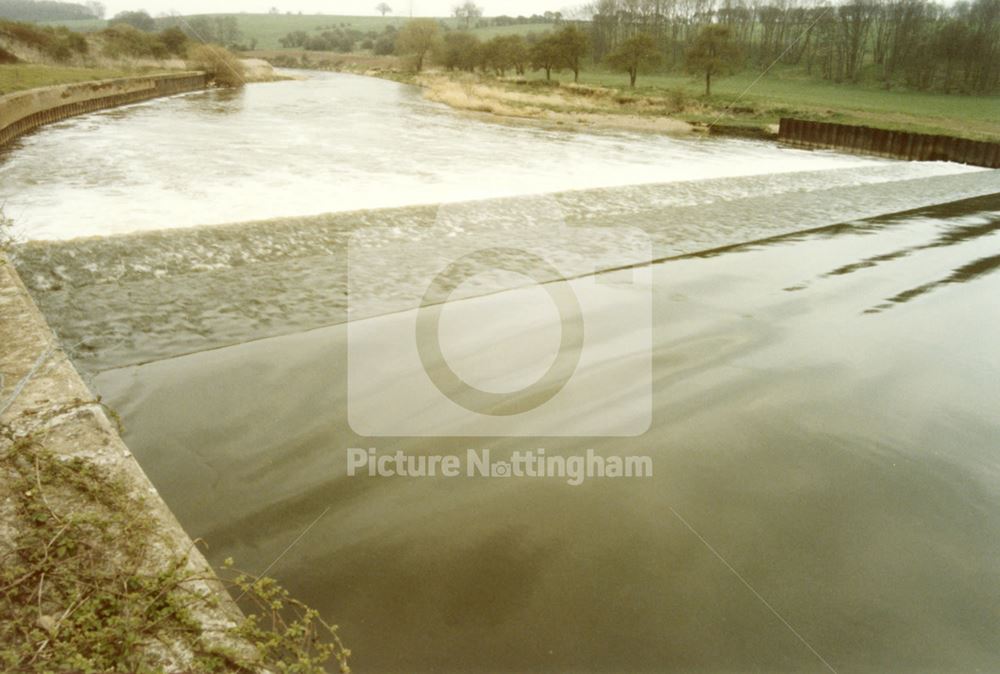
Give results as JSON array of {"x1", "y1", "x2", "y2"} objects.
[
  {"x1": 453, "y1": 1, "x2": 484, "y2": 29},
  {"x1": 685, "y1": 25, "x2": 741, "y2": 96},
  {"x1": 607, "y1": 32, "x2": 662, "y2": 86},
  {"x1": 396, "y1": 18, "x2": 440, "y2": 71},
  {"x1": 86, "y1": 1, "x2": 106, "y2": 19},
  {"x1": 531, "y1": 33, "x2": 562, "y2": 80},
  {"x1": 555, "y1": 24, "x2": 590, "y2": 82}
]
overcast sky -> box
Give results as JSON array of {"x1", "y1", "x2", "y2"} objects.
[{"x1": 101, "y1": 1, "x2": 580, "y2": 19}]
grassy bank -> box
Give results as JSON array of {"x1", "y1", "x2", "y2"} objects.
[
  {"x1": 553, "y1": 68, "x2": 1000, "y2": 140},
  {"x1": 0, "y1": 64, "x2": 156, "y2": 94},
  {"x1": 270, "y1": 51, "x2": 1000, "y2": 141}
]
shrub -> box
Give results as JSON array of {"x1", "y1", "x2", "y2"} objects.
[
  {"x1": 0, "y1": 208, "x2": 16, "y2": 258},
  {"x1": 373, "y1": 32, "x2": 396, "y2": 55},
  {"x1": 186, "y1": 43, "x2": 246, "y2": 87},
  {"x1": 439, "y1": 31, "x2": 480, "y2": 71},
  {"x1": 666, "y1": 88, "x2": 688, "y2": 112},
  {"x1": 284, "y1": 27, "x2": 361, "y2": 53},
  {"x1": 0, "y1": 430, "x2": 351, "y2": 673},
  {"x1": 100, "y1": 24, "x2": 168, "y2": 59},
  {"x1": 0, "y1": 45, "x2": 17, "y2": 63},
  {"x1": 0, "y1": 19, "x2": 87, "y2": 62},
  {"x1": 159, "y1": 26, "x2": 189, "y2": 55},
  {"x1": 63, "y1": 29, "x2": 88, "y2": 55},
  {"x1": 110, "y1": 9, "x2": 156, "y2": 32}
]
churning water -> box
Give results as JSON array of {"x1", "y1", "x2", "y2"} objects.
[
  {"x1": 0, "y1": 70, "x2": 989, "y2": 241},
  {"x1": 4, "y1": 71, "x2": 1000, "y2": 672}
]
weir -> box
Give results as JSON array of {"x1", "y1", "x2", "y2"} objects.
[
  {"x1": 15, "y1": 165, "x2": 998, "y2": 377},
  {"x1": 2, "y1": 68, "x2": 999, "y2": 670}
]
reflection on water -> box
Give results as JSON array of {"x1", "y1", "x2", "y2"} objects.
[
  {"x1": 85, "y1": 194, "x2": 1000, "y2": 673},
  {"x1": 778, "y1": 203, "x2": 1000, "y2": 312},
  {"x1": 824, "y1": 215, "x2": 1000, "y2": 278},
  {"x1": 868, "y1": 251, "x2": 1000, "y2": 313}
]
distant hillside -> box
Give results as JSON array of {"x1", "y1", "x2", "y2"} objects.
[
  {"x1": 44, "y1": 14, "x2": 558, "y2": 51},
  {"x1": 0, "y1": 0, "x2": 98, "y2": 22}
]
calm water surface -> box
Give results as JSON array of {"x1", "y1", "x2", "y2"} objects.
[
  {"x1": 89, "y1": 195, "x2": 1000, "y2": 673},
  {"x1": 4, "y1": 71, "x2": 1000, "y2": 672}
]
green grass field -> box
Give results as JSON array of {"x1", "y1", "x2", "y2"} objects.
[
  {"x1": 521, "y1": 67, "x2": 1000, "y2": 140},
  {"x1": 468, "y1": 22, "x2": 554, "y2": 39},
  {"x1": 0, "y1": 64, "x2": 143, "y2": 94},
  {"x1": 194, "y1": 14, "x2": 406, "y2": 49}
]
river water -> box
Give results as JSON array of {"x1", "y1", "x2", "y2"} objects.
[{"x1": 4, "y1": 71, "x2": 1000, "y2": 672}]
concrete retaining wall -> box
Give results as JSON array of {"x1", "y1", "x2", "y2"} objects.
[
  {"x1": 0, "y1": 71, "x2": 207, "y2": 148},
  {"x1": 0, "y1": 71, "x2": 245, "y2": 667},
  {"x1": 779, "y1": 117, "x2": 1000, "y2": 168},
  {"x1": 0, "y1": 254, "x2": 246, "y2": 666}
]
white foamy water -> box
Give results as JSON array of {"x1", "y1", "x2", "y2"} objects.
[{"x1": 0, "y1": 70, "x2": 984, "y2": 241}]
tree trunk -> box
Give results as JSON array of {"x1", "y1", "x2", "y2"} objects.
[
  {"x1": 545, "y1": 67, "x2": 551, "y2": 81},
  {"x1": 705, "y1": 69, "x2": 711, "y2": 96},
  {"x1": 630, "y1": 68, "x2": 637, "y2": 87},
  {"x1": 574, "y1": 67, "x2": 580, "y2": 83}
]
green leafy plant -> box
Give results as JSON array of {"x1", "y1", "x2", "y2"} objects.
[
  {"x1": 0, "y1": 207, "x2": 16, "y2": 260},
  {"x1": 0, "y1": 409, "x2": 350, "y2": 673},
  {"x1": 0, "y1": 19, "x2": 88, "y2": 62}
]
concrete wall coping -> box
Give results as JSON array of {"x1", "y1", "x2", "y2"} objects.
[{"x1": 0, "y1": 70, "x2": 206, "y2": 106}]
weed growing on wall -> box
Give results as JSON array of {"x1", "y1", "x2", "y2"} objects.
[
  {"x1": 0, "y1": 208, "x2": 16, "y2": 262},
  {"x1": 0, "y1": 408, "x2": 350, "y2": 673}
]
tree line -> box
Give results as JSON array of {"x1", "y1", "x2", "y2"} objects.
[
  {"x1": 396, "y1": 20, "x2": 593, "y2": 82},
  {"x1": 585, "y1": 0, "x2": 1000, "y2": 93},
  {"x1": 393, "y1": 17, "x2": 746, "y2": 94},
  {"x1": 0, "y1": 0, "x2": 102, "y2": 22}
]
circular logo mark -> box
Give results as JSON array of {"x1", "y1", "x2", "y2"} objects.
[{"x1": 415, "y1": 248, "x2": 584, "y2": 417}]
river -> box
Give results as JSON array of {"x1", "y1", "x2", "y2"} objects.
[{"x1": 4, "y1": 71, "x2": 1000, "y2": 672}]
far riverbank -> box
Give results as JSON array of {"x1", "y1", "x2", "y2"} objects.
[{"x1": 251, "y1": 49, "x2": 1000, "y2": 143}]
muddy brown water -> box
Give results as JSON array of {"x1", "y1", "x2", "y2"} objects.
[{"x1": 4, "y1": 71, "x2": 1000, "y2": 672}]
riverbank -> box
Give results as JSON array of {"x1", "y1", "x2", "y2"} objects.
[
  {"x1": 414, "y1": 72, "x2": 703, "y2": 136},
  {"x1": 0, "y1": 63, "x2": 158, "y2": 94},
  {"x1": 253, "y1": 51, "x2": 705, "y2": 136},
  {"x1": 0, "y1": 18, "x2": 283, "y2": 97},
  {"x1": 251, "y1": 50, "x2": 1000, "y2": 142},
  {"x1": 0, "y1": 60, "x2": 283, "y2": 97},
  {"x1": 403, "y1": 69, "x2": 1000, "y2": 141},
  {"x1": 0, "y1": 71, "x2": 208, "y2": 148}
]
